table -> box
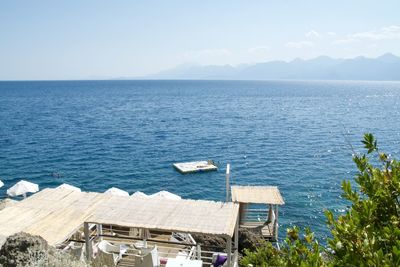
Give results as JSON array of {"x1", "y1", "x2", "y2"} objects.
[{"x1": 165, "y1": 258, "x2": 203, "y2": 267}]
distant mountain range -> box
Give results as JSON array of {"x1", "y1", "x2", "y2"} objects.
[{"x1": 142, "y1": 53, "x2": 400, "y2": 81}]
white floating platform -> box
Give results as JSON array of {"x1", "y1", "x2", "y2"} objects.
[{"x1": 173, "y1": 161, "x2": 218, "y2": 174}]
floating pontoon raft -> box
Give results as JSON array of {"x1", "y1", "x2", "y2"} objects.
[{"x1": 173, "y1": 160, "x2": 218, "y2": 174}]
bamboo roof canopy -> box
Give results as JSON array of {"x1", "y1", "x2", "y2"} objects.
[
  {"x1": 0, "y1": 188, "x2": 239, "y2": 248},
  {"x1": 231, "y1": 186, "x2": 285, "y2": 205},
  {"x1": 0, "y1": 188, "x2": 111, "y2": 247},
  {"x1": 86, "y1": 196, "x2": 239, "y2": 237}
]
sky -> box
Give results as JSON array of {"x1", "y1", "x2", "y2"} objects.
[{"x1": 0, "y1": 1, "x2": 400, "y2": 80}]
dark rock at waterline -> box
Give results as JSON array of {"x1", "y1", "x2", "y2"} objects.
[
  {"x1": 192, "y1": 228, "x2": 264, "y2": 254},
  {"x1": 238, "y1": 228, "x2": 264, "y2": 252},
  {"x1": 0, "y1": 232, "x2": 49, "y2": 267},
  {"x1": 192, "y1": 233, "x2": 227, "y2": 252}
]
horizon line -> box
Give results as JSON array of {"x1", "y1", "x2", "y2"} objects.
[
  {"x1": 1, "y1": 52, "x2": 399, "y2": 82},
  {"x1": 1, "y1": 78, "x2": 400, "y2": 83}
]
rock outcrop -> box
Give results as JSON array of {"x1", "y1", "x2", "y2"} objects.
[
  {"x1": 0, "y1": 232, "x2": 86, "y2": 267},
  {"x1": 192, "y1": 228, "x2": 264, "y2": 254}
]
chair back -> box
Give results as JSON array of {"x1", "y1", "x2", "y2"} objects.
[
  {"x1": 70, "y1": 243, "x2": 84, "y2": 261},
  {"x1": 134, "y1": 252, "x2": 154, "y2": 267},
  {"x1": 98, "y1": 240, "x2": 121, "y2": 253},
  {"x1": 94, "y1": 249, "x2": 115, "y2": 267},
  {"x1": 134, "y1": 246, "x2": 159, "y2": 267}
]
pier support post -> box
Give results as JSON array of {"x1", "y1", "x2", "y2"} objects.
[
  {"x1": 84, "y1": 222, "x2": 92, "y2": 261},
  {"x1": 275, "y1": 205, "x2": 279, "y2": 242},
  {"x1": 234, "y1": 215, "x2": 239, "y2": 265},
  {"x1": 196, "y1": 244, "x2": 201, "y2": 260},
  {"x1": 97, "y1": 224, "x2": 103, "y2": 241},
  {"x1": 226, "y1": 235, "x2": 232, "y2": 267},
  {"x1": 226, "y1": 164, "x2": 230, "y2": 202},
  {"x1": 240, "y1": 203, "x2": 247, "y2": 225}
]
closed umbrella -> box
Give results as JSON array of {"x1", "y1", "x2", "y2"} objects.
[
  {"x1": 149, "y1": 190, "x2": 181, "y2": 200},
  {"x1": 104, "y1": 187, "x2": 129, "y2": 197},
  {"x1": 56, "y1": 183, "x2": 81, "y2": 192},
  {"x1": 7, "y1": 180, "x2": 39, "y2": 198}
]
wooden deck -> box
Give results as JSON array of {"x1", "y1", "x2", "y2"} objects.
[{"x1": 173, "y1": 161, "x2": 217, "y2": 174}]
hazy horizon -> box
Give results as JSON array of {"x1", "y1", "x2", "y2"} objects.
[
  {"x1": 1, "y1": 53, "x2": 400, "y2": 82},
  {"x1": 1, "y1": 1, "x2": 400, "y2": 80}
]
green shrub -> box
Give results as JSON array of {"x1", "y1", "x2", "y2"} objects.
[
  {"x1": 325, "y1": 133, "x2": 400, "y2": 266},
  {"x1": 240, "y1": 240, "x2": 284, "y2": 267},
  {"x1": 241, "y1": 134, "x2": 400, "y2": 267},
  {"x1": 240, "y1": 227, "x2": 325, "y2": 267}
]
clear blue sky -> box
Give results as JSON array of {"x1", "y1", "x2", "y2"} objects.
[{"x1": 1, "y1": 1, "x2": 399, "y2": 80}]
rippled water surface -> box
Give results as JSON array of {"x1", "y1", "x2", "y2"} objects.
[{"x1": 1, "y1": 80, "x2": 400, "y2": 240}]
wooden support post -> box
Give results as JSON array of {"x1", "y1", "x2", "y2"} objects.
[
  {"x1": 234, "y1": 215, "x2": 239, "y2": 265},
  {"x1": 275, "y1": 205, "x2": 279, "y2": 241},
  {"x1": 240, "y1": 203, "x2": 247, "y2": 224},
  {"x1": 268, "y1": 204, "x2": 273, "y2": 221},
  {"x1": 226, "y1": 164, "x2": 230, "y2": 202},
  {"x1": 143, "y1": 228, "x2": 148, "y2": 248},
  {"x1": 84, "y1": 222, "x2": 91, "y2": 261},
  {"x1": 226, "y1": 235, "x2": 232, "y2": 267},
  {"x1": 97, "y1": 224, "x2": 103, "y2": 241},
  {"x1": 196, "y1": 244, "x2": 201, "y2": 260}
]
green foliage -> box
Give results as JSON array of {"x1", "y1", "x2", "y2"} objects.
[
  {"x1": 325, "y1": 133, "x2": 400, "y2": 266},
  {"x1": 240, "y1": 240, "x2": 285, "y2": 267},
  {"x1": 240, "y1": 227, "x2": 325, "y2": 267},
  {"x1": 282, "y1": 227, "x2": 326, "y2": 267},
  {"x1": 240, "y1": 134, "x2": 400, "y2": 267},
  {"x1": 361, "y1": 133, "x2": 378, "y2": 153}
]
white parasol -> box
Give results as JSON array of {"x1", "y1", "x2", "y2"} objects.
[
  {"x1": 104, "y1": 187, "x2": 129, "y2": 197},
  {"x1": 7, "y1": 180, "x2": 39, "y2": 198},
  {"x1": 149, "y1": 190, "x2": 181, "y2": 200}
]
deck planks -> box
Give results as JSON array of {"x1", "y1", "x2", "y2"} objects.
[
  {"x1": 0, "y1": 188, "x2": 110, "y2": 247},
  {"x1": 173, "y1": 161, "x2": 218, "y2": 174}
]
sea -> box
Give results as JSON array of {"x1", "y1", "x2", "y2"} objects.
[{"x1": 1, "y1": 80, "x2": 400, "y2": 241}]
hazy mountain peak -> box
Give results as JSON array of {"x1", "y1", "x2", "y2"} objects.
[
  {"x1": 291, "y1": 57, "x2": 305, "y2": 63},
  {"x1": 313, "y1": 55, "x2": 334, "y2": 61},
  {"x1": 143, "y1": 53, "x2": 400, "y2": 81},
  {"x1": 377, "y1": 53, "x2": 400, "y2": 63},
  {"x1": 378, "y1": 52, "x2": 397, "y2": 58}
]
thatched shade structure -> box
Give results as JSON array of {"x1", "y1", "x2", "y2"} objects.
[{"x1": 231, "y1": 186, "x2": 284, "y2": 242}]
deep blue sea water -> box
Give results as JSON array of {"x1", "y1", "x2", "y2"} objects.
[{"x1": 1, "y1": 80, "x2": 400, "y2": 241}]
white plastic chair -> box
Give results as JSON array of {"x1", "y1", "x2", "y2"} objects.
[
  {"x1": 97, "y1": 240, "x2": 127, "y2": 265},
  {"x1": 63, "y1": 241, "x2": 84, "y2": 261},
  {"x1": 70, "y1": 242, "x2": 84, "y2": 261}
]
